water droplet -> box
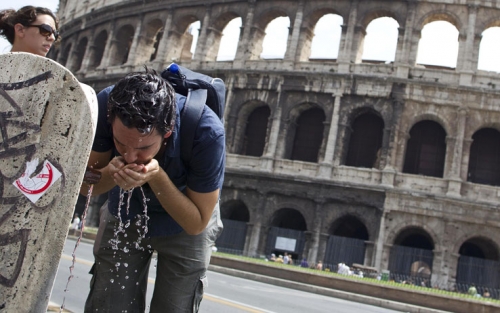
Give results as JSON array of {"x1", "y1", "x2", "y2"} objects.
[
  {"x1": 110, "y1": 279, "x2": 114, "y2": 283},
  {"x1": 121, "y1": 286, "x2": 126, "y2": 289},
  {"x1": 124, "y1": 263, "x2": 128, "y2": 267},
  {"x1": 125, "y1": 276, "x2": 129, "y2": 280}
]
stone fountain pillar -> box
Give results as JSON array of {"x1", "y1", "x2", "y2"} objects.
[{"x1": 0, "y1": 52, "x2": 98, "y2": 312}]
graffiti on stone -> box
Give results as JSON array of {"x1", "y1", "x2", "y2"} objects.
[{"x1": 0, "y1": 71, "x2": 62, "y2": 288}]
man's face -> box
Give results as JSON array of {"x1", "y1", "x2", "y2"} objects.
[{"x1": 111, "y1": 118, "x2": 168, "y2": 165}]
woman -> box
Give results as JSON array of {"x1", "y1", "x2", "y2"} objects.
[{"x1": 0, "y1": 6, "x2": 59, "y2": 57}]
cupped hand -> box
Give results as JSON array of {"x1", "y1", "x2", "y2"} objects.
[{"x1": 112, "y1": 158, "x2": 159, "y2": 190}]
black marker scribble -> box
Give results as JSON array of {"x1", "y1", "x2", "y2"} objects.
[
  {"x1": 0, "y1": 71, "x2": 53, "y2": 91},
  {"x1": 0, "y1": 226, "x2": 30, "y2": 287}
]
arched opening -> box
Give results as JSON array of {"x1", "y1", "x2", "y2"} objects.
[
  {"x1": 109, "y1": 25, "x2": 134, "y2": 66},
  {"x1": 416, "y1": 21, "x2": 459, "y2": 68},
  {"x1": 59, "y1": 43, "x2": 72, "y2": 67},
  {"x1": 324, "y1": 215, "x2": 369, "y2": 270},
  {"x1": 216, "y1": 17, "x2": 242, "y2": 61},
  {"x1": 403, "y1": 120, "x2": 446, "y2": 178},
  {"x1": 467, "y1": 128, "x2": 500, "y2": 186},
  {"x1": 242, "y1": 106, "x2": 270, "y2": 157},
  {"x1": 216, "y1": 200, "x2": 250, "y2": 255},
  {"x1": 290, "y1": 107, "x2": 325, "y2": 162},
  {"x1": 478, "y1": 27, "x2": 500, "y2": 72},
  {"x1": 345, "y1": 113, "x2": 384, "y2": 168},
  {"x1": 138, "y1": 19, "x2": 164, "y2": 62},
  {"x1": 266, "y1": 208, "x2": 307, "y2": 262},
  {"x1": 456, "y1": 237, "x2": 500, "y2": 297},
  {"x1": 389, "y1": 227, "x2": 434, "y2": 287},
  {"x1": 72, "y1": 37, "x2": 88, "y2": 72},
  {"x1": 89, "y1": 31, "x2": 107, "y2": 68},
  {"x1": 309, "y1": 14, "x2": 343, "y2": 60},
  {"x1": 361, "y1": 17, "x2": 399, "y2": 63},
  {"x1": 260, "y1": 17, "x2": 290, "y2": 59}
]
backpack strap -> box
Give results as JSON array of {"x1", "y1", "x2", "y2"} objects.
[{"x1": 180, "y1": 88, "x2": 207, "y2": 164}]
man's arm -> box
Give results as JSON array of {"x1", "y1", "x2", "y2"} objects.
[
  {"x1": 112, "y1": 162, "x2": 219, "y2": 235},
  {"x1": 80, "y1": 150, "x2": 116, "y2": 195}
]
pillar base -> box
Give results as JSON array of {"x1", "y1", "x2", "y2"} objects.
[{"x1": 446, "y1": 178, "x2": 462, "y2": 198}]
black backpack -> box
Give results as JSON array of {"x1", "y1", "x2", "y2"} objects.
[{"x1": 161, "y1": 63, "x2": 226, "y2": 164}]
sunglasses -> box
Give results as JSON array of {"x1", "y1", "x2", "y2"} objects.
[{"x1": 26, "y1": 24, "x2": 60, "y2": 40}]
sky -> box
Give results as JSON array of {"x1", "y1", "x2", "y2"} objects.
[
  {"x1": 2, "y1": 2, "x2": 499, "y2": 72},
  {"x1": 0, "y1": 0, "x2": 59, "y2": 53}
]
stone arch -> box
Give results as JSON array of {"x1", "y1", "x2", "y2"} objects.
[
  {"x1": 88, "y1": 30, "x2": 107, "y2": 68},
  {"x1": 324, "y1": 213, "x2": 370, "y2": 267},
  {"x1": 206, "y1": 12, "x2": 242, "y2": 61},
  {"x1": 344, "y1": 110, "x2": 385, "y2": 169},
  {"x1": 359, "y1": 9, "x2": 404, "y2": 29},
  {"x1": 467, "y1": 128, "x2": 500, "y2": 186},
  {"x1": 216, "y1": 16, "x2": 243, "y2": 61},
  {"x1": 220, "y1": 199, "x2": 250, "y2": 222},
  {"x1": 329, "y1": 214, "x2": 369, "y2": 240},
  {"x1": 285, "y1": 104, "x2": 326, "y2": 162},
  {"x1": 169, "y1": 14, "x2": 201, "y2": 62},
  {"x1": 403, "y1": 119, "x2": 447, "y2": 178},
  {"x1": 231, "y1": 99, "x2": 270, "y2": 154},
  {"x1": 250, "y1": 8, "x2": 290, "y2": 60},
  {"x1": 405, "y1": 112, "x2": 451, "y2": 139},
  {"x1": 455, "y1": 236, "x2": 500, "y2": 292},
  {"x1": 71, "y1": 37, "x2": 88, "y2": 72},
  {"x1": 109, "y1": 24, "x2": 135, "y2": 66},
  {"x1": 136, "y1": 18, "x2": 164, "y2": 63},
  {"x1": 388, "y1": 225, "x2": 436, "y2": 285},
  {"x1": 241, "y1": 106, "x2": 271, "y2": 157},
  {"x1": 386, "y1": 223, "x2": 439, "y2": 250},
  {"x1": 417, "y1": 11, "x2": 462, "y2": 31},
  {"x1": 360, "y1": 16, "x2": 400, "y2": 63},
  {"x1": 305, "y1": 12, "x2": 344, "y2": 61},
  {"x1": 270, "y1": 208, "x2": 307, "y2": 230},
  {"x1": 59, "y1": 42, "x2": 72, "y2": 67}
]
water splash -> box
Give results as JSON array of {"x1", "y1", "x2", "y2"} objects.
[{"x1": 60, "y1": 184, "x2": 94, "y2": 313}]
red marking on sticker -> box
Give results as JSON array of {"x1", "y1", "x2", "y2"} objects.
[{"x1": 15, "y1": 163, "x2": 53, "y2": 195}]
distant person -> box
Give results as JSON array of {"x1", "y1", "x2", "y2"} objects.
[
  {"x1": 275, "y1": 255, "x2": 284, "y2": 263},
  {"x1": 269, "y1": 253, "x2": 276, "y2": 262},
  {"x1": 468, "y1": 284, "x2": 478, "y2": 296},
  {"x1": 71, "y1": 214, "x2": 81, "y2": 230},
  {"x1": 300, "y1": 258, "x2": 309, "y2": 268},
  {"x1": 0, "y1": 6, "x2": 59, "y2": 57},
  {"x1": 483, "y1": 289, "x2": 491, "y2": 298},
  {"x1": 316, "y1": 260, "x2": 323, "y2": 270},
  {"x1": 283, "y1": 252, "x2": 290, "y2": 264}
]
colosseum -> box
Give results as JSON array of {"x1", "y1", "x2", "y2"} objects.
[{"x1": 53, "y1": 0, "x2": 500, "y2": 296}]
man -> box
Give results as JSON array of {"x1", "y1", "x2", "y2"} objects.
[{"x1": 82, "y1": 69, "x2": 225, "y2": 312}]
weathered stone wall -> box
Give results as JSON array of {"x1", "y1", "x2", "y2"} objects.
[{"x1": 54, "y1": 0, "x2": 500, "y2": 291}]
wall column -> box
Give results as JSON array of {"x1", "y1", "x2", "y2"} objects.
[
  {"x1": 318, "y1": 93, "x2": 342, "y2": 178},
  {"x1": 192, "y1": 5, "x2": 212, "y2": 64},
  {"x1": 459, "y1": 5, "x2": 478, "y2": 86},
  {"x1": 395, "y1": 2, "x2": 417, "y2": 78},
  {"x1": 155, "y1": 10, "x2": 174, "y2": 69},
  {"x1": 284, "y1": 0, "x2": 304, "y2": 68},
  {"x1": 99, "y1": 20, "x2": 117, "y2": 68},
  {"x1": 447, "y1": 108, "x2": 467, "y2": 197},
  {"x1": 337, "y1": 0, "x2": 359, "y2": 73},
  {"x1": 234, "y1": 0, "x2": 256, "y2": 66},
  {"x1": 306, "y1": 202, "x2": 324, "y2": 265},
  {"x1": 125, "y1": 15, "x2": 144, "y2": 66}
]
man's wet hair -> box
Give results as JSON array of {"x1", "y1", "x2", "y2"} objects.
[{"x1": 107, "y1": 68, "x2": 177, "y2": 136}]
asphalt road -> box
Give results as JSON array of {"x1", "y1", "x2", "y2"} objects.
[{"x1": 50, "y1": 238, "x2": 401, "y2": 313}]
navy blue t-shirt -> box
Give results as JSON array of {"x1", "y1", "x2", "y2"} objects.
[{"x1": 92, "y1": 86, "x2": 225, "y2": 237}]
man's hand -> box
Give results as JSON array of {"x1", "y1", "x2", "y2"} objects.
[
  {"x1": 83, "y1": 167, "x2": 102, "y2": 184},
  {"x1": 111, "y1": 157, "x2": 160, "y2": 190}
]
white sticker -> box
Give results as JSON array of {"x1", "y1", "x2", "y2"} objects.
[{"x1": 13, "y1": 159, "x2": 62, "y2": 203}]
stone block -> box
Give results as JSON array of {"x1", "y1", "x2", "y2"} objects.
[{"x1": 0, "y1": 52, "x2": 98, "y2": 312}]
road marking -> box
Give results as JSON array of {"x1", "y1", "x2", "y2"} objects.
[{"x1": 61, "y1": 254, "x2": 276, "y2": 313}]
